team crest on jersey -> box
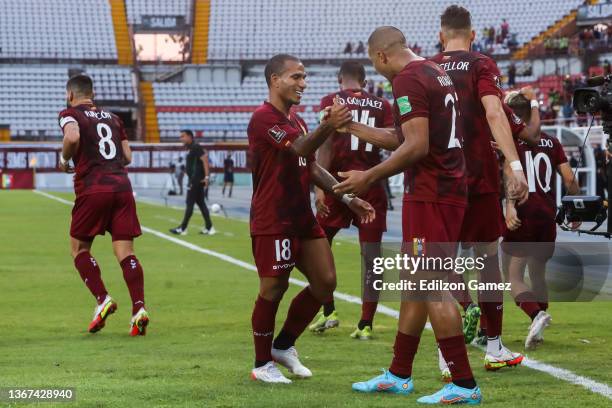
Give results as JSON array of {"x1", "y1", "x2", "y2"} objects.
[
  {"x1": 493, "y1": 75, "x2": 502, "y2": 89},
  {"x1": 511, "y1": 113, "x2": 522, "y2": 125},
  {"x1": 396, "y1": 96, "x2": 412, "y2": 115},
  {"x1": 412, "y1": 238, "x2": 426, "y2": 257},
  {"x1": 268, "y1": 125, "x2": 287, "y2": 143}
]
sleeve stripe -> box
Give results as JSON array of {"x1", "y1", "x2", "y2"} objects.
[{"x1": 59, "y1": 116, "x2": 77, "y2": 129}]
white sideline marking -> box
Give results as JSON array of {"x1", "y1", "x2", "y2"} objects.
[{"x1": 33, "y1": 190, "x2": 612, "y2": 400}]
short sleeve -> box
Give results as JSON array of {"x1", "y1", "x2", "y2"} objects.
[
  {"x1": 503, "y1": 104, "x2": 526, "y2": 138},
  {"x1": 392, "y1": 70, "x2": 429, "y2": 124},
  {"x1": 248, "y1": 110, "x2": 302, "y2": 151},
  {"x1": 58, "y1": 109, "x2": 78, "y2": 130},
  {"x1": 552, "y1": 137, "x2": 568, "y2": 166},
  {"x1": 474, "y1": 57, "x2": 503, "y2": 99},
  {"x1": 381, "y1": 98, "x2": 394, "y2": 128}
]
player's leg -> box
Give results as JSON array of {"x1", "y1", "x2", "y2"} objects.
[
  {"x1": 351, "y1": 228, "x2": 383, "y2": 340},
  {"x1": 194, "y1": 185, "x2": 214, "y2": 235},
  {"x1": 229, "y1": 181, "x2": 233, "y2": 197},
  {"x1": 273, "y1": 237, "x2": 334, "y2": 377},
  {"x1": 222, "y1": 181, "x2": 226, "y2": 196},
  {"x1": 524, "y1": 256, "x2": 552, "y2": 349},
  {"x1": 308, "y1": 226, "x2": 340, "y2": 333}
]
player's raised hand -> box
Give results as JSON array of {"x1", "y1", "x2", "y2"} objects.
[
  {"x1": 520, "y1": 86, "x2": 536, "y2": 101},
  {"x1": 334, "y1": 170, "x2": 372, "y2": 196},
  {"x1": 506, "y1": 170, "x2": 529, "y2": 205},
  {"x1": 315, "y1": 188, "x2": 330, "y2": 218},
  {"x1": 348, "y1": 197, "x2": 376, "y2": 224},
  {"x1": 326, "y1": 96, "x2": 352, "y2": 130}
]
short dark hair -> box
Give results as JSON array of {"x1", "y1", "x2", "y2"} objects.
[
  {"x1": 264, "y1": 54, "x2": 301, "y2": 87},
  {"x1": 338, "y1": 61, "x2": 366, "y2": 83},
  {"x1": 66, "y1": 74, "x2": 94, "y2": 97},
  {"x1": 506, "y1": 93, "x2": 531, "y2": 122},
  {"x1": 441, "y1": 5, "x2": 472, "y2": 31},
  {"x1": 180, "y1": 129, "x2": 194, "y2": 138}
]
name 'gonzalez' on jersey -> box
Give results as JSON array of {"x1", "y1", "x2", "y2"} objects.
[
  {"x1": 318, "y1": 89, "x2": 394, "y2": 175},
  {"x1": 392, "y1": 60, "x2": 467, "y2": 207},
  {"x1": 58, "y1": 103, "x2": 132, "y2": 197},
  {"x1": 247, "y1": 102, "x2": 319, "y2": 236}
]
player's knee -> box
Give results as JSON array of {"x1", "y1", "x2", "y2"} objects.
[
  {"x1": 259, "y1": 280, "x2": 289, "y2": 301},
  {"x1": 312, "y1": 273, "x2": 336, "y2": 299}
]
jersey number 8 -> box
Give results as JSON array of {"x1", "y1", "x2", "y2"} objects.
[{"x1": 97, "y1": 123, "x2": 117, "y2": 160}]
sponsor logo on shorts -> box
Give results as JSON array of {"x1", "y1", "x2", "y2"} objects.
[
  {"x1": 268, "y1": 125, "x2": 287, "y2": 143},
  {"x1": 272, "y1": 262, "x2": 295, "y2": 270},
  {"x1": 396, "y1": 96, "x2": 412, "y2": 115}
]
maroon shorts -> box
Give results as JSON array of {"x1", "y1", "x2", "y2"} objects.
[
  {"x1": 502, "y1": 220, "x2": 557, "y2": 260},
  {"x1": 402, "y1": 200, "x2": 465, "y2": 257},
  {"x1": 460, "y1": 193, "x2": 504, "y2": 245},
  {"x1": 251, "y1": 225, "x2": 326, "y2": 278},
  {"x1": 317, "y1": 185, "x2": 387, "y2": 233},
  {"x1": 71, "y1": 191, "x2": 142, "y2": 242}
]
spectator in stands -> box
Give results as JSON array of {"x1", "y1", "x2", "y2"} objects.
[
  {"x1": 355, "y1": 41, "x2": 365, "y2": 54},
  {"x1": 376, "y1": 82, "x2": 384, "y2": 98},
  {"x1": 508, "y1": 63, "x2": 516, "y2": 88},
  {"x1": 562, "y1": 98, "x2": 574, "y2": 127},
  {"x1": 488, "y1": 25, "x2": 495, "y2": 46},
  {"x1": 501, "y1": 19, "x2": 509, "y2": 41},
  {"x1": 344, "y1": 41, "x2": 353, "y2": 54}
]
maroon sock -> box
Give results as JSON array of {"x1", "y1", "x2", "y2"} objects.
[
  {"x1": 515, "y1": 292, "x2": 541, "y2": 320},
  {"x1": 279, "y1": 287, "x2": 321, "y2": 340},
  {"x1": 252, "y1": 295, "x2": 281, "y2": 365},
  {"x1": 361, "y1": 301, "x2": 378, "y2": 322},
  {"x1": 538, "y1": 302, "x2": 549, "y2": 311},
  {"x1": 74, "y1": 252, "x2": 107, "y2": 304},
  {"x1": 120, "y1": 255, "x2": 145, "y2": 314},
  {"x1": 479, "y1": 253, "x2": 503, "y2": 337},
  {"x1": 389, "y1": 332, "x2": 420, "y2": 378},
  {"x1": 438, "y1": 335, "x2": 474, "y2": 382},
  {"x1": 479, "y1": 310, "x2": 487, "y2": 331}
]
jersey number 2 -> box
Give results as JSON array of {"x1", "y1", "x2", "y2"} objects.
[
  {"x1": 445, "y1": 93, "x2": 461, "y2": 149},
  {"x1": 97, "y1": 123, "x2": 117, "y2": 160}
]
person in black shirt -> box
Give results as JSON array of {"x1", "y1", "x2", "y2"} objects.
[
  {"x1": 222, "y1": 153, "x2": 234, "y2": 197},
  {"x1": 170, "y1": 130, "x2": 215, "y2": 235}
]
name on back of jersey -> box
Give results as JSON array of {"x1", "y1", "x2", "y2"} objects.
[
  {"x1": 335, "y1": 96, "x2": 383, "y2": 110},
  {"x1": 438, "y1": 61, "x2": 470, "y2": 72},
  {"x1": 83, "y1": 110, "x2": 112, "y2": 120}
]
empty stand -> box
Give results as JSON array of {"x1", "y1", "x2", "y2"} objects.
[{"x1": 125, "y1": 0, "x2": 192, "y2": 25}]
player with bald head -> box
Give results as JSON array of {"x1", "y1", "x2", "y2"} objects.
[{"x1": 334, "y1": 27, "x2": 482, "y2": 404}]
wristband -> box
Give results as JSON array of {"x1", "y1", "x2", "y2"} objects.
[
  {"x1": 510, "y1": 160, "x2": 523, "y2": 171},
  {"x1": 341, "y1": 194, "x2": 355, "y2": 205},
  {"x1": 530, "y1": 100, "x2": 539, "y2": 109},
  {"x1": 59, "y1": 156, "x2": 67, "y2": 166}
]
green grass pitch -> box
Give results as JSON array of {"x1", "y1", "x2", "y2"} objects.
[{"x1": 1, "y1": 190, "x2": 611, "y2": 407}]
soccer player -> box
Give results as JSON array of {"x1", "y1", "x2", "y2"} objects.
[
  {"x1": 169, "y1": 130, "x2": 215, "y2": 236},
  {"x1": 58, "y1": 74, "x2": 148, "y2": 336},
  {"x1": 429, "y1": 5, "x2": 529, "y2": 372},
  {"x1": 335, "y1": 27, "x2": 482, "y2": 404},
  {"x1": 248, "y1": 54, "x2": 375, "y2": 384},
  {"x1": 308, "y1": 60, "x2": 393, "y2": 339},
  {"x1": 502, "y1": 91, "x2": 579, "y2": 349}
]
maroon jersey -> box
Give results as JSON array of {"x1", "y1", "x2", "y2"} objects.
[
  {"x1": 515, "y1": 133, "x2": 568, "y2": 222},
  {"x1": 504, "y1": 103, "x2": 526, "y2": 137},
  {"x1": 392, "y1": 60, "x2": 467, "y2": 207},
  {"x1": 319, "y1": 89, "x2": 393, "y2": 175},
  {"x1": 248, "y1": 102, "x2": 318, "y2": 236},
  {"x1": 430, "y1": 50, "x2": 504, "y2": 196},
  {"x1": 58, "y1": 103, "x2": 131, "y2": 197}
]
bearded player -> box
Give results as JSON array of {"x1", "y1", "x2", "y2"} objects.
[
  {"x1": 308, "y1": 60, "x2": 393, "y2": 339},
  {"x1": 248, "y1": 54, "x2": 375, "y2": 384},
  {"x1": 502, "y1": 91, "x2": 579, "y2": 350},
  {"x1": 58, "y1": 74, "x2": 148, "y2": 336},
  {"x1": 335, "y1": 27, "x2": 481, "y2": 404},
  {"x1": 429, "y1": 5, "x2": 529, "y2": 373}
]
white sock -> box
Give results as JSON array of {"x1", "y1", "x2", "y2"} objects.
[{"x1": 486, "y1": 335, "x2": 503, "y2": 355}]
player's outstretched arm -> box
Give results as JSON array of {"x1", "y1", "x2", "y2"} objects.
[
  {"x1": 344, "y1": 122, "x2": 400, "y2": 151},
  {"x1": 122, "y1": 140, "x2": 132, "y2": 165},
  {"x1": 59, "y1": 122, "x2": 80, "y2": 173},
  {"x1": 516, "y1": 87, "x2": 541, "y2": 146},
  {"x1": 291, "y1": 103, "x2": 351, "y2": 157},
  {"x1": 558, "y1": 162, "x2": 580, "y2": 195},
  {"x1": 310, "y1": 162, "x2": 375, "y2": 223},
  {"x1": 482, "y1": 95, "x2": 528, "y2": 204},
  {"x1": 334, "y1": 117, "x2": 429, "y2": 196}
]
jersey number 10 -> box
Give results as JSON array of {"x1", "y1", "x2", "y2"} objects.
[
  {"x1": 350, "y1": 110, "x2": 375, "y2": 151},
  {"x1": 525, "y1": 151, "x2": 553, "y2": 193},
  {"x1": 97, "y1": 123, "x2": 117, "y2": 160}
]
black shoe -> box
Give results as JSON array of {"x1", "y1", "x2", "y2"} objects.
[{"x1": 169, "y1": 227, "x2": 187, "y2": 236}]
